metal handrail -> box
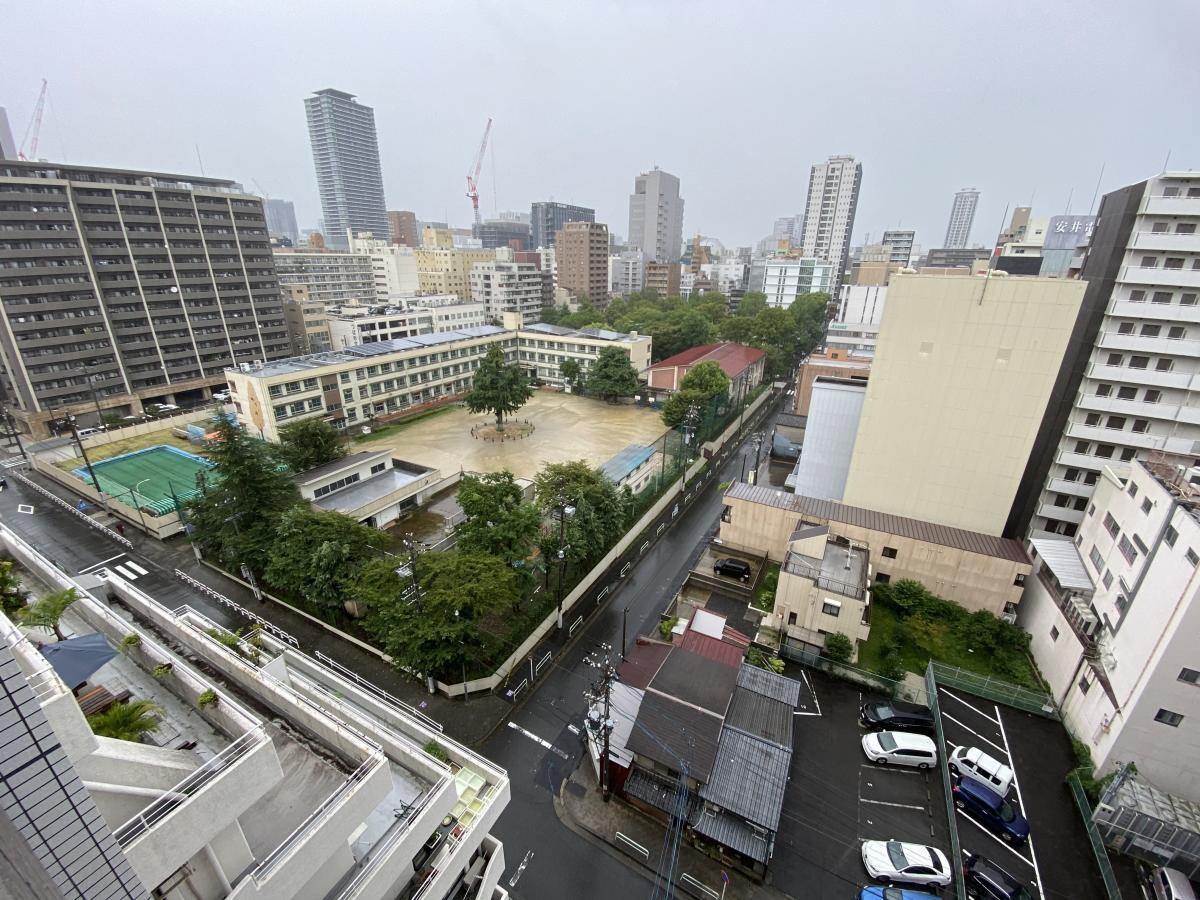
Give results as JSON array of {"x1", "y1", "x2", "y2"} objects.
[
  {"x1": 113, "y1": 726, "x2": 267, "y2": 846},
  {"x1": 0, "y1": 616, "x2": 65, "y2": 701},
  {"x1": 313, "y1": 650, "x2": 442, "y2": 732},
  {"x1": 250, "y1": 750, "x2": 386, "y2": 884}
]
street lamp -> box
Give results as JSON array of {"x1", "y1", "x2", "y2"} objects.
[{"x1": 123, "y1": 477, "x2": 151, "y2": 532}]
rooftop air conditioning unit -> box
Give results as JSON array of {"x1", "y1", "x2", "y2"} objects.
[{"x1": 239, "y1": 363, "x2": 251, "y2": 372}]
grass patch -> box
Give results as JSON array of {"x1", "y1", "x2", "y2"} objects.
[
  {"x1": 54, "y1": 428, "x2": 202, "y2": 473},
  {"x1": 352, "y1": 406, "x2": 457, "y2": 444},
  {"x1": 754, "y1": 561, "x2": 780, "y2": 612}
]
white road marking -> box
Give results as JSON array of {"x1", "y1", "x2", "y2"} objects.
[
  {"x1": 17, "y1": 504, "x2": 33, "y2": 514},
  {"x1": 860, "y1": 764, "x2": 923, "y2": 776},
  {"x1": 507, "y1": 721, "x2": 569, "y2": 760},
  {"x1": 124, "y1": 561, "x2": 148, "y2": 576},
  {"x1": 956, "y1": 808, "x2": 1035, "y2": 866},
  {"x1": 802, "y1": 669, "x2": 821, "y2": 716},
  {"x1": 507, "y1": 849, "x2": 534, "y2": 888},
  {"x1": 112, "y1": 564, "x2": 139, "y2": 580},
  {"x1": 942, "y1": 688, "x2": 1000, "y2": 724},
  {"x1": 78, "y1": 553, "x2": 125, "y2": 574},
  {"x1": 567, "y1": 724, "x2": 580, "y2": 735},
  {"x1": 861, "y1": 797, "x2": 926, "y2": 811},
  {"x1": 941, "y1": 712, "x2": 1008, "y2": 757},
  {"x1": 995, "y1": 705, "x2": 1046, "y2": 900}
]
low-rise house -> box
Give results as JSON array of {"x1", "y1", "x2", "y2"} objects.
[
  {"x1": 598, "y1": 444, "x2": 659, "y2": 495},
  {"x1": 294, "y1": 450, "x2": 442, "y2": 529},
  {"x1": 645, "y1": 343, "x2": 766, "y2": 404}
]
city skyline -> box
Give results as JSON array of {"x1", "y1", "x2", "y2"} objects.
[{"x1": 1, "y1": 1, "x2": 1193, "y2": 252}]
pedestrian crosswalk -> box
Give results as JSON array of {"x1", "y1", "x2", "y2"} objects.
[{"x1": 112, "y1": 560, "x2": 148, "y2": 581}]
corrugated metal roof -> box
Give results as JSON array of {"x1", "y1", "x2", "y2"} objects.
[
  {"x1": 598, "y1": 444, "x2": 655, "y2": 484},
  {"x1": 691, "y1": 807, "x2": 771, "y2": 863},
  {"x1": 627, "y1": 692, "x2": 723, "y2": 781},
  {"x1": 726, "y1": 482, "x2": 1029, "y2": 564},
  {"x1": 699, "y1": 728, "x2": 791, "y2": 831},
  {"x1": 725, "y1": 688, "x2": 793, "y2": 749},
  {"x1": 678, "y1": 631, "x2": 744, "y2": 669},
  {"x1": 1030, "y1": 538, "x2": 1095, "y2": 592},
  {"x1": 736, "y1": 664, "x2": 803, "y2": 707}
]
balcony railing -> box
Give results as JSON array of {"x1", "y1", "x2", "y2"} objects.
[
  {"x1": 1036, "y1": 569, "x2": 1099, "y2": 658},
  {"x1": 783, "y1": 550, "x2": 864, "y2": 600}
]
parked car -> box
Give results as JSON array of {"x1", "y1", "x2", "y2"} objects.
[
  {"x1": 212, "y1": 391, "x2": 230, "y2": 402},
  {"x1": 1151, "y1": 866, "x2": 1198, "y2": 900},
  {"x1": 861, "y1": 731, "x2": 937, "y2": 769},
  {"x1": 860, "y1": 840, "x2": 951, "y2": 887},
  {"x1": 712, "y1": 557, "x2": 752, "y2": 582},
  {"x1": 859, "y1": 887, "x2": 940, "y2": 900},
  {"x1": 860, "y1": 700, "x2": 935, "y2": 733},
  {"x1": 963, "y1": 854, "x2": 1033, "y2": 899},
  {"x1": 952, "y1": 777, "x2": 1029, "y2": 845},
  {"x1": 949, "y1": 745, "x2": 1014, "y2": 797}
]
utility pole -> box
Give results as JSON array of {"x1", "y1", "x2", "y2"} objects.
[
  {"x1": 0, "y1": 381, "x2": 26, "y2": 461},
  {"x1": 584, "y1": 644, "x2": 617, "y2": 802},
  {"x1": 64, "y1": 413, "x2": 111, "y2": 515}
]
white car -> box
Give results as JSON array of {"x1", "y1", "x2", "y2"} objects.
[
  {"x1": 862, "y1": 731, "x2": 937, "y2": 769},
  {"x1": 861, "y1": 840, "x2": 952, "y2": 887},
  {"x1": 948, "y1": 745, "x2": 1014, "y2": 797}
]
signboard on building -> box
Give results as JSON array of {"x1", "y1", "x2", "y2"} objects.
[{"x1": 1044, "y1": 215, "x2": 1097, "y2": 250}]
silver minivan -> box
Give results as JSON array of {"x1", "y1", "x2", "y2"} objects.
[
  {"x1": 1152, "y1": 867, "x2": 1197, "y2": 900},
  {"x1": 948, "y1": 745, "x2": 1014, "y2": 797}
]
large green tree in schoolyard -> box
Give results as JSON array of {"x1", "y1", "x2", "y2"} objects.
[
  {"x1": 277, "y1": 418, "x2": 345, "y2": 473},
  {"x1": 660, "y1": 360, "x2": 730, "y2": 428},
  {"x1": 455, "y1": 471, "x2": 541, "y2": 563},
  {"x1": 585, "y1": 347, "x2": 641, "y2": 401},
  {"x1": 534, "y1": 460, "x2": 630, "y2": 568},
  {"x1": 362, "y1": 551, "x2": 520, "y2": 680},
  {"x1": 186, "y1": 416, "x2": 301, "y2": 571},
  {"x1": 465, "y1": 345, "x2": 534, "y2": 427}
]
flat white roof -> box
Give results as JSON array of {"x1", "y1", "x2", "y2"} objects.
[{"x1": 1030, "y1": 537, "x2": 1095, "y2": 592}]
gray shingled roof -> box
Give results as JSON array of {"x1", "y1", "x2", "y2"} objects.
[
  {"x1": 691, "y1": 807, "x2": 771, "y2": 864},
  {"x1": 737, "y1": 663, "x2": 803, "y2": 707},
  {"x1": 699, "y1": 728, "x2": 791, "y2": 831},
  {"x1": 725, "y1": 687, "x2": 793, "y2": 749},
  {"x1": 648, "y1": 647, "x2": 740, "y2": 716},
  {"x1": 627, "y1": 691, "x2": 723, "y2": 781},
  {"x1": 726, "y1": 482, "x2": 1029, "y2": 563}
]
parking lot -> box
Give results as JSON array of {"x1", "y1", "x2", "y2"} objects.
[{"x1": 773, "y1": 665, "x2": 1110, "y2": 898}]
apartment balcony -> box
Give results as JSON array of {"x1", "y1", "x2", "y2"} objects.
[
  {"x1": 1109, "y1": 300, "x2": 1200, "y2": 322},
  {"x1": 1128, "y1": 231, "x2": 1200, "y2": 253},
  {"x1": 1086, "y1": 362, "x2": 1196, "y2": 389},
  {"x1": 1048, "y1": 478, "x2": 1095, "y2": 498},
  {"x1": 1036, "y1": 503, "x2": 1085, "y2": 525},
  {"x1": 1076, "y1": 393, "x2": 1171, "y2": 418},
  {"x1": 1099, "y1": 332, "x2": 1200, "y2": 357},
  {"x1": 1120, "y1": 266, "x2": 1200, "y2": 289},
  {"x1": 1144, "y1": 195, "x2": 1200, "y2": 216}
]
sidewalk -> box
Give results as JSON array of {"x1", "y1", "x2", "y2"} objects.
[{"x1": 555, "y1": 763, "x2": 791, "y2": 900}]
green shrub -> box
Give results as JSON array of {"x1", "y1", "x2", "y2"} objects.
[
  {"x1": 658, "y1": 617, "x2": 678, "y2": 641},
  {"x1": 424, "y1": 740, "x2": 450, "y2": 763},
  {"x1": 879, "y1": 647, "x2": 906, "y2": 681},
  {"x1": 119, "y1": 633, "x2": 141, "y2": 653},
  {"x1": 823, "y1": 632, "x2": 853, "y2": 663},
  {"x1": 152, "y1": 663, "x2": 173, "y2": 680},
  {"x1": 197, "y1": 689, "x2": 218, "y2": 708}
]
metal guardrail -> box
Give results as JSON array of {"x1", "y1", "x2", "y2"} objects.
[
  {"x1": 0, "y1": 614, "x2": 65, "y2": 701},
  {"x1": 173, "y1": 569, "x2": 299, "y2": 647},
  {"x1": 929, "y1": 662, "x2": 1058, "y2": 720},
  {"x1": 1066, "y1": 772, "x2": 1124, "y2": 900},
  {"x1": 926, "y1": 664, "x2": 967, "y2": 900},
  {"x1": 114, "y1": 727, "x2": 267, "y2": 846},
  {"x1": 313, "y1": 650, "x2": 442, "y2": 732},
  {"x1": 11, "y1": 472, "x2": 132, "y2": 548}
]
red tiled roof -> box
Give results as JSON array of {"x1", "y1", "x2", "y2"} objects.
[
  {"x1": 618, "y1": 640, "x2": 672, "y2": 689},
  {"x1": 679, "y1": 630, "x2": 745, "y2": 668},
  {"x1": 649, "y1": 342, "x2": 766, "y2": 380}
]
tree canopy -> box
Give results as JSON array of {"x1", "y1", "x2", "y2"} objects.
[
  {"x1": 559, "y1": 358, "x2": 582, "y2": 391},
  {"x1": 534, "y1": 460, "x2": 629, "y2": 566},
  {"x1": 20, "y1": 588, "x2": 78, "y2": 641},
  {"x1": 661, "y1": 360, "x2": 730, "y2": 427},
  {"x1": 465, "y1": 345, "x2": 533, "y2": 426},
  {"x1": 263, "y1": 507, "x2": 384, "y2": 616},
  {"x1": 456, "y1": 471, "x2": 541, "y2": 563},
  {"x1": 0, "y1": 561, "x2": 28, "y2": 616},
  {"x1": 277, "y1": 418, "x2": 345, "y2": 473},
  {"x1": 585, "y1": 347, "x2": 641, "y2": 401}
]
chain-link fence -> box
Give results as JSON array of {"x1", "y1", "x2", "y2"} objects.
[
  {"x1": 926, "y1": 663, "x2": 968, "y2": 900},
  {"x1": 928, "y1": 662, "x2": 1059, "y2": 720},
  {"x1": 1066, "y1": 772, "x2": 1124, "y2": 899}
]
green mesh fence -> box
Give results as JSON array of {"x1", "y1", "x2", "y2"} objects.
[{"x1": 75, "y1": 445, "x2": 212, "y2": 515}]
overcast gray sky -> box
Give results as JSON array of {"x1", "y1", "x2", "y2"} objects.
[{"x1": 3, "y1": 0, "x2": 1197, "y2": 250}]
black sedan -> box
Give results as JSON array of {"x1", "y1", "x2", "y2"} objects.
[{"x1": 860, "y1": 700, "x2": 935, "y2": 733}]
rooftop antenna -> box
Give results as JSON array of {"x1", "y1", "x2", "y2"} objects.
[
  {"x1": 1088, "y1": 163, "x2": 1106, "y2": 216},
  {"x1": 194, "y1": 144, "x2": 206, "y2": 176},
  {"x1": 1162, "y1": 149, "x2": 1172, "y2": 173},
  {"x1": 1064, "y1": 187, "x2": 1074, "y2": 216}
]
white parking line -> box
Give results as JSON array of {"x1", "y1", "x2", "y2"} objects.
[
  {"x1": 941, "y1": 688, "x2": 1000, "y2": 724},
  {"x1": 996, "y1": 705, "x2": 1046, "y2": 900},
  {"x1": 861, "y1": 797, "x2": 926, "y2": 811},
  {"x1": 801, "y1": 669, "x2": 821, "y2": 716},
  {"x1": 955, "y1": 808, "x2": 1034, "y2": 866},
  {"x1": 124, "y1": 561, "x2": 148, "y2": 576},
  {"x1": 860, "y1": 764, "x2": 923, "y2": 777},
  {"x1": 941, "y1": 712, "x2": 1008, "y2": 757},
  {"x1": 506, "y1": 721, "x2": 570, "y2": 760}
]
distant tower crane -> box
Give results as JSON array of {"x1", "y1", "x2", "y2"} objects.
[
  {"x1": 465, "y1": 118, "x2": 493, "y2": 229},
  {"x1": 18, "y1": 79, "x2": 48, "y2": 161}
]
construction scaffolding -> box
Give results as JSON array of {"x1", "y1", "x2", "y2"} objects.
[{"x1": 1094, "y1": 764, "x2": 1200, "y2": 879}]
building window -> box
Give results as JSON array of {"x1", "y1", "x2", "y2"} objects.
[
  {"x1": 1102, "y1": 570, "x2": 1113, "y2": 590},
  {"x1": 1156, "y1": 358, "x2": 1174, "y2": 372},
  {"x1": 1120, "y1": 447, "x2": 1137, "y2": 462},
  {"x1": 1127, "y1": 481, "x2": 1138, "y2": 498},
  {"x1": 1117, "y1": 535, "x2": 1138, "y2": 565},
  {"x1": 1144, "y1": 389, "x2": 1162, "y2": 403},
  {"x1": 1013, "y1": 573, "x2": 1025, "y2": 587},
  {"x1": 1106, "y1": 353, "x2": 1123, "y2": 367},
  {"x1": 1169, "y1": 325, "x2": 1187, "y2": 340},
  {"x1": 1154, "y1": 709, "x2": 1185, "y2": 727},
  {"x1": 1075, "y1": 441, "x2": 1090, "y2": 454},
  {"x1": 1141, "y1": 497, "x2": 1153, "y2": 515},
  {"x1": 1140, "y1": 324, "x2": 1161, "y2": 338},
  {"x1": 1085, "y1": 413, "x2": 1101, "y2": 427},
  {"x1": 1107, "y1": 416, "x2": 1126, "y2": 430},
  {"x1": 1188, "y1": 548, "x2": 1200, "y2": 567},
  {"x1": 1166, "y1": 525, "x2": 1179, "y2": 547},
  {"x1": 1140, "y1": 256, "x2": 1157, "y2": 268},
  {"x1": 1179, "y1": 668, "x2": 1200, "y2": 685},
  {"x1": 1182, "y1": 294, "x2": 1198, "y2": 307},
  {"x1": 1049, "y1": 626, "x2": 1060, "y2": 642},
  {"x1": 1133, "y1": 419, "x2": 1150, "y2": 434},
  {"x1": 1152, "y1": 291, "x2": 1173, "y2": 304},
  {"x1": 1129, "y1": 356, "x2": 1149, "y2": 370},
  {"x1": 875, "y1": 572, "x2": 890, "y2": 584},
  {"x1": 1096, "y1": 384, "x2": 1112, "y2": 397},
  {"x1": 1088, "y1": 503, "x2": 1096, "y2": 516},
  {"x1": 1117, "y1": 322, "x2": 1135, "y2": 335},
  {"x1": 1078, "y1": 675, "x2": 1091, "y2": 695},
  {"x1": 1117, "y1": 386, "x2": 1137, "y2": 400},
  {"x1": 821, "y1": 600, "x2": 841, "y2": 617},
  {"x1": 1096, "y1": 444, "x2": 1115, "y2": 459},
  {"x1": 1089, "y1": 545, "x2": 1104, "y2": 571},
  {"x1": 881, "y1": 547, "x2": 898, "y2": 559},
  {"x1": 1103, "y1": 512, "x2": 1120, "y2": 538},
  {"x1": 787, "y1": 612, "x2": 797, "y2": 626},
  {"x1": 1128, "y1": 290, "x2": 1146, "y2": 303}
]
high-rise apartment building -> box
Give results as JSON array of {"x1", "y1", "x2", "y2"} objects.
[
  {"x1": 304, "y1": 89, "x2": 389, "y2": 250},
  {"x1": 627, "y1": 167, "x2": 684, "y2": 263},
  {"x1": 263, "y1": 198, "x2": 299, "y2": 244},
  {"x1": 761, "y1": 258, "x2": 836, "y2": 308},
  {"x1": 348, "y1": 230, "x2": 419, "y2": 298},
  {"x1": 841, "y1": 273, "x2": 1087, "y2": 536},
  {"x1": 529, "y1": 201, "x2": 593, "y2": 250},
  {"x1": 475, "y1": 218, "x2": 530, "y2": 251},
  {"x1": 943, "y1": 188, "x2": 980, "y2": 249},
  {"x1": 281, "y1": 284, "x2": 331, "y2": 355},
  {"x1": 0, "y1": 107, "x2": 16, "y2": 160},
  {"x1": 880, "y1": 229, "x2": 916, "y2": 265},
  {"x1": 272, "y1": 247, "x2": 376, "y2": 305},
  {"x1": 388, "y1": 209, "x2": 419, "y2": 247},
  {"x1": 0, "y1": 161, "x2": 290, "y2": 437},
  {"x1": 1030, "y1": 173, "x2": 1200, "y2": 538},
  {"x1": 798, "y1": 155, "x2": 862, "y2": 290},
  {"x1": 609, "y1": 251, "x2": 646, "y2": 297},
  {"x1": 644, "y1": 261, "x2": 680, "y2": 298},
  {"x1": 470, "y1": 249, "x2": 550, "y2": 327},
  {"x1": 556, "y1": 221, "x2": 609, "y2": 304}
]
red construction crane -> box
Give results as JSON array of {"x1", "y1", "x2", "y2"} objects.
[
  {"x1": 465, "y1": 117, "x2": 492, "y2": 228},
  {"x1": 18, "y1": 79, "x2": 48, "y2": 161}
]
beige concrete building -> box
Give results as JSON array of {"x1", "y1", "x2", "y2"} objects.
[
  {"x1": 282, "y1": 285, "x2": 331, "y2": 354},
  {"x1": 794, "y1": 348, "x2": 871, "y2": 416},
  {"x1": 415, "y1": 228, "x2": 495, "y2": 297},
  {"x1": 719, "y1": 483, "x2": 1030, "y2": 616},
  {"x1": 556, "y1": 221, "x2": 609, "y2": 304},
  {"x1": 841, "y1": 274, "x2": 1088, "y2": 536},
  {"x1": 645, "y1": 261, "x2": 681, "y2": 298}
]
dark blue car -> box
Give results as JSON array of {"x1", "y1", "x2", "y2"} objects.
[
  {"x1": 859, "y1": 887, "x2": 940, "y2": 900},
  {"x1": 953, "y1": 777, "x2": 1030, "y2": 845}
]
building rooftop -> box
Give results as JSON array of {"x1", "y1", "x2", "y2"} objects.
[
  {"x1": 736, "y1": 660, "x2": 803, "y2": 706},
  {"x1": 314, "y1": 465, "x2": 433, "y2": 515},
  {"x1": 294, "y1": 450, "x2": 391, "y2": 485},
  {"x1": 649, "y1": 343, "x2": 766, "y2": 379},
  {"x1": 626, "y1": 690, "x2": 723, "y2": 782},
  {"x1": 599, "y1": 444, "x2": 656, "y2": 484},
  {"x1": 784, "y1": 539, "x2": 868, "y2": 600},
  {"x1": 677, "y1": 630, "x2": 745, "y2": 669},
  {"x1": 699, "y1": 727, "x2": 790, "y2": 832},
  {"x1": 727, "y1": 482, "x2": 1029, "y2": 564},
  {"x1": 521, "y1": 322, "x2": 645, "y2": 343},
  {"x1": 617, "y1": 640, "x2": 673, "y2": 690},
  {"x1": 1, "y1": 159, "x2": 241, "y2": 191},
  {"x1": 1029, "y1": 537, "x2": 1094, "y2": 592},
  {"x1": 724, "y1": 686, "x2": 793, "y2": 749},
  {"x1": 648, "y1": 646, "x2": 740, "y2": 716}
]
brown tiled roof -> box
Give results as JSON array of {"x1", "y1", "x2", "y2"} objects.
[
  {"x1": 678, "y1": 631, "x2": 745, "y2": 668},
  {"x1": 726, "y1": 482, "x2": 1029, "y2": 564},
  {"x1": 649, "y1": 343, "x2": 767, "y2": 380}
]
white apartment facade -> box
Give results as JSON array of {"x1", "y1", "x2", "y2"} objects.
[
  {"x1": 348, "y1": 230, "x2": 420, "y2": 298},
  {"x1": 701, "y1": 261, "x2": 748, "y2": 295},
  {"x1": 1034, "y1": 173, "x2": 1200, "y2": 538},
  {"x1": 609, "y1": 251, "x2": 646, "y2": 297},
  {"x1": 761, "y1": 259, "x2": 835, "y2": 308},
  {"x1": 1020, "y1": 460, "x2": 1200, "y2": 798},
  {"x1": 827, "y1": 285, "x2": 887, "y2": 356},
  {"x1": 797, "y1": 155, "x2": 862, "y2": 289},
  {"x1": 326, "y1": 296, "x2": 487, "y2": 348},
  {"x1": 469, "y1": 250, "x2": 548, "y2": 327},
  {"x1": 0, "y1": 522, "x2": 510, "y2": 900},
  {"x1": 272, "y1": 249, "x2": 376, "y2": 305},
  {"x1": 627, "y1": 167, "x2": 684, "y2": 263},
  {"x1": 943, "y1": 188, "x2": 980, "y2": 249}
]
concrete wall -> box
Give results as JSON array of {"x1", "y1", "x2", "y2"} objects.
[
  {"x1": 773, "y1": 566, "x2": 870, "y2": 649},
  {"x1": 842, "y1": 274, "x2": 1088, "y2": 536}
]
